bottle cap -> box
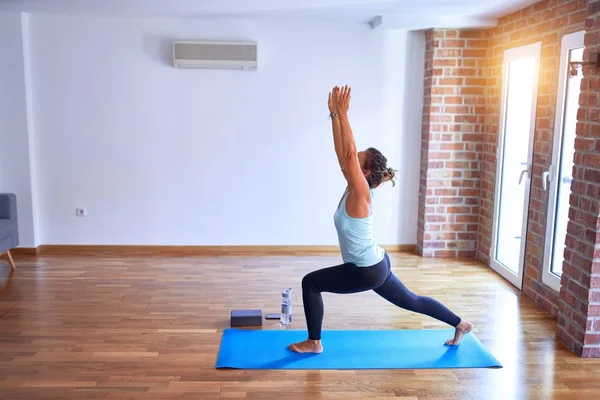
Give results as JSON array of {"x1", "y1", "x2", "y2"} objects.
[{"x1": 282, "y1": 288, "x2": 292, "y2": 298}]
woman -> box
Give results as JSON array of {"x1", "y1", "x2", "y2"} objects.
[{"x1": 288, "y1": 85, "x2": 473, "y2": 354}]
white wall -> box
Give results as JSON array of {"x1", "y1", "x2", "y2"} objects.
[
  {"x1": 28, "y1": 14, "x2": 424, "y2": 246},
  {"x1": 0, "y1": 12, "x2": 38, "y2": 247}
]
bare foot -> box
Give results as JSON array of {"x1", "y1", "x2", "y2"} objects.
[
  {"x1": 288, "y1": 339, "x2": 323, "y2": 354},
  {"x1": 445, "y1": 320, "x2": 473, "y2": 346}
]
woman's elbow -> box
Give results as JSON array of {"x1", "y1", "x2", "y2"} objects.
[{"x1": 343, "y1": 146, "x2": 357, "y2": 159}]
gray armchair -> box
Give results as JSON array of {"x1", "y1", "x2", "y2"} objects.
[{"x1": 0, "y1": 193, "x2": 18, "y2": 269}]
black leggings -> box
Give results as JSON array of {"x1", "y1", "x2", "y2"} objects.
[{"x1": 301, "y1": 252, "x2": 462, "y2": 340}]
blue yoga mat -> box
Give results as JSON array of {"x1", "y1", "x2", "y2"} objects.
[{"x1": 216, "y1": 328, "x2": 501, "y2": 370}]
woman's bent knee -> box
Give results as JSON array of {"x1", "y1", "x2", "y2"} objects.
[{"x1": 302, "y1": 273, "x2": 315, "y2": 291}]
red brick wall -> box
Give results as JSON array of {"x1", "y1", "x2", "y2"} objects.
[
  {"x1": 557, "y1": 0, "x2": 600, "y2": 358},
  {"x1": 417, "y1": 31, "x2": 435, "y2": 257},
  {"x1": 417, "y1": 29, "x2": 488, "y2": 258},
  {"x1": 481, "y1": 0, "x2": 588, "y2": 316}
]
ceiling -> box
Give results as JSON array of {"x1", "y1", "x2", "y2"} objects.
[{"x1": 0, "y1": 0, "x2": 541, "y2": 29}]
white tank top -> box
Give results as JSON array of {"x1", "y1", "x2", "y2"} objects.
[{"x1": 333, "y1": 189, "x2": 385, "y2": 267}]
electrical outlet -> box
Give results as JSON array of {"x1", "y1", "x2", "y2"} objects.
[{"x1": 76, "y1": 208, "x2": 86, "y2": 217}]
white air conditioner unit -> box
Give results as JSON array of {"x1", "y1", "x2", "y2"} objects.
[{"x1": 172, "y1": 40, "x2": 257, "y2": 70}]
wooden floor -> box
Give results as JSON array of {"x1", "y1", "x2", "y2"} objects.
[{"x1": 1, "y1": 252, "x2": 599, "y2": 399}]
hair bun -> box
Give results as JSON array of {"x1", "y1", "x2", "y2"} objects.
[{"x1": 383, "y1": 167, "x2": 397, "y2": 187}]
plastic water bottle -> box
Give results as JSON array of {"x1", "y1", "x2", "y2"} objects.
[{"x1": 280, "y1": 288, "x2": 292, "y2": 325}]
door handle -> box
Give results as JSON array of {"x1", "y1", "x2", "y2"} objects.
[
  {"x1": 519, "y1": 162, "x2": 529, "y2": 185},
  {"x1": 542, "y1": 165, "x2": 553, "y2": 191}
]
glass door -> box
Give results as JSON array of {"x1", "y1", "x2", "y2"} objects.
[
  {"x1": 542, "y1": 31, "x2": 585, "y2": 292},
  {"x1": 490, "y1": 42, "x2": 542, "y2": 289}
]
